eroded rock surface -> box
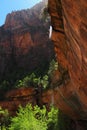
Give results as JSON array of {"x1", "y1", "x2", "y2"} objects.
[
  {"x1": 0, "y1": 0, "x2": 54, "y2": 83},
  {"x1": 48, "y1": 0, "x2": 87, "y2": 120},
  {"x1": 0, "y1": 0, "x2": 87, "y2": 126}
]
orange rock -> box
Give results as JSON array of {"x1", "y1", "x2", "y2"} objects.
[
  {"x1": 0, "y1": 1, "x2": 55, "y2": 81},
  {"x1": 48, "y1": 0, "x2": 87, "y2": 120}
]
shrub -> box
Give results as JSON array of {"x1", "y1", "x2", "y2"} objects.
[
  {"x1": 16, "y1": 73, "x2": 49, "y2": 89},
  {"x1": 48, "y1": 59, "x2": 58, "y2": 77},
  {"x1": 15, "y1": 59, "x2": 58, "y2": 89},
  {"x1": 0, "y1": 107, "x2": 9, "y2": 130},
  {"x1": 15, "y1": 73, "x2": 36, "y2": 88},
  {"x1": 8, "y1": 104, "x2": 58, "y2": 130}
]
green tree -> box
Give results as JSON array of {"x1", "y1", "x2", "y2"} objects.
[
  {"x1": 15, "y1": 59, "x2": 58, "y2": 89},
  {"x1": 8, "y1": 104, "x2": 58, "y2": 130}
]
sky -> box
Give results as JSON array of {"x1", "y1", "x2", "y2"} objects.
[{"x1": 0, "y1": 0, "x2": 41, "y2": 26}]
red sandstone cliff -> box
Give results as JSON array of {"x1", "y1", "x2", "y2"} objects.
[
  {"x1": 0, "y1": 1, "x2": 87, "y2": 129},
  {"x1": 0, "y1": 0, "x2": 54, "y2": 84},
  {"x1": 48, "y1": 0, "x2": 87, "y2": 120}
]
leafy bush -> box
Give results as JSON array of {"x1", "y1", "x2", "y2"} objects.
[
  {"x1": 0, "y1": 107, "x2": 9, "y2": 130},
  {"x1": 15, "y1": 59, "x2": 58, "y2": 89},
  {"x1": 16, "y1": 73, "x2": 49, "y2": 89},
  {"x1": 16, "y1": 73, "x2": 36, "y2": 88},
  {"x1": 48, "y1": 59, "x2": 58, "y2": 77},
  {"x1": 8, "y1": 104, "x2": 58, "y2": 130}
]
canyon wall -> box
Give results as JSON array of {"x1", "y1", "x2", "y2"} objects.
[
  {"x1": 0, "y1": 0, "x2": 54, "y2": 84},
  {"x1": 48, "y1": 0, "x2": 87, "y2": 120},
  {"x1": 0, "y1": 1, "x2": 87, "y2": 128}
]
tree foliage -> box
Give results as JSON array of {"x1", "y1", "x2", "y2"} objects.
[
  {"x1": 8, "y1": 104, "x2": 58, "y2": 130},
  {"x1": 0, "y1": 107, "x2": 9, "y2": 130},
  {"x1": 15, "y1": 59, "x2": 58, "y2": 89}
]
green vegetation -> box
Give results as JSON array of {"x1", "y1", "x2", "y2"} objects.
[
  {"x1": 0, "y1": 59, "x2": 58, "y2": 91},
  {"x1": 0, "y1": 59, "x2": 73, "y2": 130},
  {"x1": 48, "y1": 59, "x2": 58, "y2": 76},
  {"x1": 0, "y1": 105, "x2": 73, "y2": 130},
  {"x1": 0, "y1": 107, "x2": 10, "y2": 130},
  {"x1": 8, "y1": 104, "x2": 58, "y2": 130},
  {"x1": 15, "y1": 73, "x2": 49, "y2": 89},
  {"x1": 15, "y1": 59, "x2": 58, "y2": 89}
]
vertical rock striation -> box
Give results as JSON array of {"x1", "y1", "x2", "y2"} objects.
[{"x1": 48, "y1": 0, "x2": 87, "y2": 120}]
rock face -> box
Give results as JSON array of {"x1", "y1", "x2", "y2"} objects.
[
  {"x1": 0, "y1": 0, "x2": 54, "y2": 84},
  {"x1": 0, "y1": 0, "x2": 87, "y2": 127},
  {"x1": 0, "y1": 88, "x2": 36, "y2": 115},
  {"x1": 48, "y1": 0, "x2": 87, "y2": 120}
]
